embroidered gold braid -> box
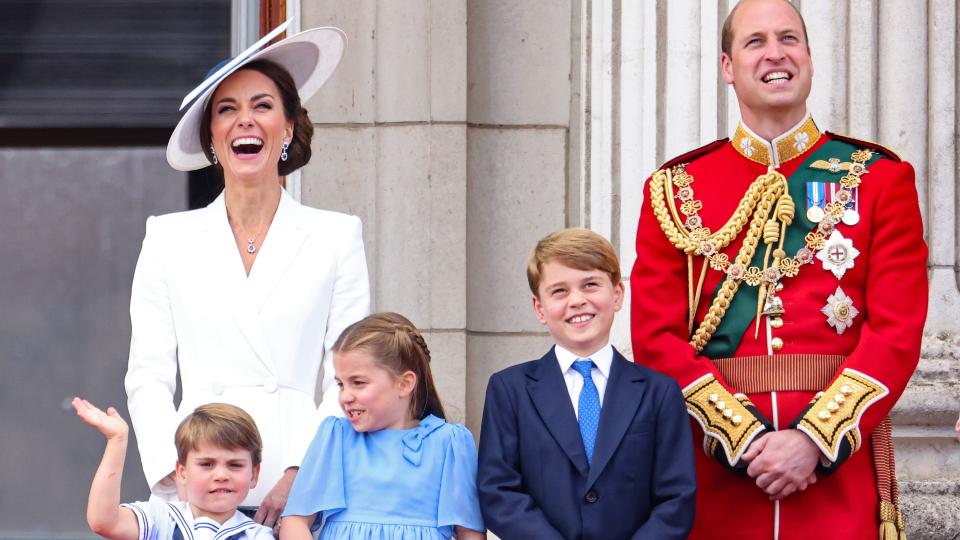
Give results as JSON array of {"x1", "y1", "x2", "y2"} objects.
[
  {"x1": 649, "y1": 167, "x2": 788, "y2": 352},
  {"x1": 683, "y1": 374, "x2": 767, "y2": 464},
  {"x1": 795, "y1": 369, "x2": 889, "y2": 462}
]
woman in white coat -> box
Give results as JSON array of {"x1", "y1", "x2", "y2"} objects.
[{"x1": 124, "y1": 24, "x2": 369, "y2": 529}]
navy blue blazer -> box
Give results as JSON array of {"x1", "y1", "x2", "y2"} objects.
[{"x1": 478, "y1": 347, "x2": 696, "y2": 540}]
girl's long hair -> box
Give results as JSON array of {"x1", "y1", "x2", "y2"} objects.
[{"x1": 332, "y1": 312, "x2": 445, "y2": 420}]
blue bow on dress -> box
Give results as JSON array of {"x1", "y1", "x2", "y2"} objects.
[{"x1": 400, "y1": 414, "x2": 444, "y2": 466}]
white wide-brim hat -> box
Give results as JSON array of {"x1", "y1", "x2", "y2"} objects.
[{"x1": 167, "y1": 20, "x2": 345, "y2": 171}]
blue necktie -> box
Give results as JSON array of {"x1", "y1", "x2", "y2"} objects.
[{"x1": 573, "y1": 359, "x2": 600, "y2": 465}]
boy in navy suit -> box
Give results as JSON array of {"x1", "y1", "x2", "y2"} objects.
[{"x1": 478, "y1": 228, "x2": 696, "y2": 539}]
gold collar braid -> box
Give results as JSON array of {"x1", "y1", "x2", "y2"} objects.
[{"x1": 733, "y1": 115, "x2": 821, "y2": 167}]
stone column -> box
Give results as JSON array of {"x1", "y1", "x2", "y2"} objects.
[
  {"x1": 464, "y1": 0, "x2": 573, "y2": 432},
  {"x1": 301, "y1": 1, "x2": 471, "y2": 421}
]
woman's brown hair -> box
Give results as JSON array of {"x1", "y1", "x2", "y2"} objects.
[
  {"x1": 199, "y1": 59, "x2": 314, "y2": 176},
  {"x1": 332, "y1": 312, "x2": 446, "y2": 421}
]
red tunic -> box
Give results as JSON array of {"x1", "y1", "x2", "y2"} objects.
[{"x1": 630, "y1": 120, "x2": 927, "y2": 540}]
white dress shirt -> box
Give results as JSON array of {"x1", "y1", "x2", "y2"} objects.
[{"x1": 554, "y1": 343, "x2": 613, "y2": 419}]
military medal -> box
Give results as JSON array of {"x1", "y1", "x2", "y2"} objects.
[
  {"x1": 842, "y1": 209, "x2": 860, "y2": 226},
  {"x1": 822, "y1": 287, "x2": 859, "y2": 334},
  {"x1": 806, "y1": 182, "x2": 826, "y2": 223},
  {"x1": 810, "y1": 156, "x2": 865, "y2": 226},
  {"x1": 830, "y1": 183, "x2": 860, "y2": 225},
  {"x1": 762, "y1": 294, "x2": 785, "y2": 317},
  {"x1": 841, "y1": 187, "x2": 860, "y2": 225},
  {"x1": 816, "y1": 230, "x2": 860, "y2": 279}
]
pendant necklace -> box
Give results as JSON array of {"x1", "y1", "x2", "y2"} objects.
[
  {"x1": 231, "y1": 216, "x2": 269, "y2": 255},
  {"x1": 243, "y1": 221, "x2": 268, "y2": 254}
]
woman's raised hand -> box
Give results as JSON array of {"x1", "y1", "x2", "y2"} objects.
[{"x1": 72, "y1": 397, "x2": 129, "y2": 441}]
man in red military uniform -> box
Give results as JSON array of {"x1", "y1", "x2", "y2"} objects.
[{"x1": 630, "y1": 0, "x2": 927, "y2": 539}]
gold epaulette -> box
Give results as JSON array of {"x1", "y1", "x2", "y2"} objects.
[
  {"x1": 795, "y1": 368, "x2": 889, "y2": 462},
  {"x1": 825, "y1": 131, "x2": 902, "y2": 162},
  {"x1": 683, "y1": 374, "x2": 767, "y2": 464}
]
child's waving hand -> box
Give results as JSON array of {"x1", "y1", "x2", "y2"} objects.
[{"x1": 72, "y1": 397, "x2": 128, "y2": 441}]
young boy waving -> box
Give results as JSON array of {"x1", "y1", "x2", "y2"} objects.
[{"x1": 72, "y1": 398, "x2": 272, "y2": 539}]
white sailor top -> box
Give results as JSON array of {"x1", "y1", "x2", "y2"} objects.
[{"x1": 120, "y1": 500, "x2": 273, "y2": 540}]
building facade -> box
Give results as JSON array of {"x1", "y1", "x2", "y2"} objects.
[
  {"x1": 299, "y1": 1, "x2": 959, "y2": 537},
  {"x1": 1, "y1": 1, "x2": 956, "y2": 537}
]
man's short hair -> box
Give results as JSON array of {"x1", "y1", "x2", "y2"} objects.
[
  {"x1": 527, "y1": 228, "x2": 621, "y2": 296},
  {"x1": 175, "y1": 403, "x2": 262, "y2": 465},
  {"x1": 721, "y1": 0, "x2": 809, "y2": 57}
]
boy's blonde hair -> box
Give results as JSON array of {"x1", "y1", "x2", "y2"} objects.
[
  {"x1": 175, "y1": 403, "x2": 262, "y2": 465},
  {"x1": 527, "y1": 228, "x2": 621, "y2": 296}
]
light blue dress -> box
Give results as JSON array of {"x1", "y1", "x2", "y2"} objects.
[{"x1": 283, "y1": 415, "x2": 484, "y2": 539}]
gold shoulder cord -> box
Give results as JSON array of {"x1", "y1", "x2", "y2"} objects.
[
  {"x1": 648, "y1": 149, "x2": 872, "y2": 354},
  {"x1": 648, "y1": 166, "x2": 789, "y2": 352}
]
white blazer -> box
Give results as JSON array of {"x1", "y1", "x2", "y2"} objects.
[{"x1": 124, "y1": 189, "x2": 370, "y2": 505}]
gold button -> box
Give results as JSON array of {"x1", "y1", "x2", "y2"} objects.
[
  {"x1": 731, "y1": 415, "x2": 743, "y2": 425},
  {"x1": 818, "y1": 410, "x2": 831, "y2": 421},
  {"x1": 769, "y1": 317, "x2": 784, "y2": 329},
  {"x1": 826, "y1": 401, "x2": 839, "y2": 412},
  {"x1": 834, "y1": 394, "x2": 845, "y2": 404},
  {"x1": 771, "y1": 337, "x2": 784, "y2": 351},
  {"x1": 723, "y1": 408, "x2": 734, "y2": 418}
]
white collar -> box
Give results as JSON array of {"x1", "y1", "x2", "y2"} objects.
[
  {"x1": 166, "y1": 502, "x2": 261, "y2": 540},
  {"x1": 555, "y1": 343, "x2": 614, "y2": 378}
]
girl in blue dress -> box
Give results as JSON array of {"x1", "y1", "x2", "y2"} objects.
[{"x1": 280, "y1": 312, "x2": 486, "y2": 540}]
